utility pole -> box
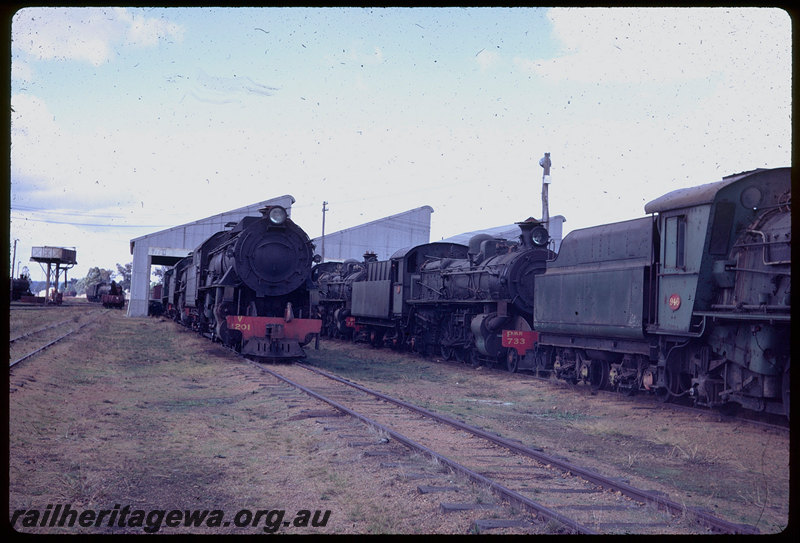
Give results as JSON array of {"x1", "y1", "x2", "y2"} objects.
[
  {"x1": 11, "y1": 238, "x2": 18, "y2": 278},
  {"x1": 321, "y1": 201, "x2": 329, "y2": 263},
  {"x1": 539, "y1": 152, "x2": 551, "y2": 232}
]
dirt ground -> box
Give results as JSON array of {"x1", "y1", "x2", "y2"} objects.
[{"x1": 7, "y1": 306, "x2": 791, "y2": 535}]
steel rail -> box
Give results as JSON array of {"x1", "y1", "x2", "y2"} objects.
[
  {"x1": 295, "y1": 362, "x2": 761, "y2": 535},
  {"x1": 257, "y1": 362, "x2": 597, "y2": 534},
  {"x1": 9, "y1": 311, "x2": 108, "y2": 369},
  {"x1": 9, "y1": 319, "x2": 73, "y2": 344},
  {"x1": 9, "y1": 308, "x2": 108, "y2": 344}
]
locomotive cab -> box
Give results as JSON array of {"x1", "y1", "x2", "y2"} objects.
[{"x1": 644, "y1": 168, "x2": 791, "y2": 415}]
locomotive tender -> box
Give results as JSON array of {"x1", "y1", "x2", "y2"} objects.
[
  {"x1": 162, "y1": 205, "x2": 321, "y2": 360},
  {"x1": 530, "y1": 167, "x2": 790, "y2": 416},
  {"x1": 312, "y1": 167, "x2": 790, "y2": 417}
]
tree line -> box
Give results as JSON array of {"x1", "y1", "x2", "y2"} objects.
[{"x1": 27, "y1": 263, "x2": 132, "y2": 296}]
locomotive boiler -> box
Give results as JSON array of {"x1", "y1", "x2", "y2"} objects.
[
  {"x1": 173, "y1": 205, "x2": 321, "y2": 360},
  {"x1": 409, "y1": 219, "x2": 552, "y2": 368},
  {"x1": 311, "y1": 255, "x2": 372, "y2": 339}
]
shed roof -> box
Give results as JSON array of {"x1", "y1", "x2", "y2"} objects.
[{"x1": 130, "y1": 195, "x2": 295, "y2": 253}]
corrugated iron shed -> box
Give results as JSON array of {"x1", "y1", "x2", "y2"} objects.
[
  {"x1": 311, "y1": 206, "x2": 433, "y2": 262},
  {"x1": 127, "y1": 199, "x2": 434, "y2": 317},
  {"x1": 127, "y1": 195, "x2": 295, "y2": 317}
]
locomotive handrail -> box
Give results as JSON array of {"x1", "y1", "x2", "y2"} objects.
[
  {"x1": 694, "y1": 310, "x2": 790, "y2": 322},
  {"x1": 736, "y1": 229, "x2": 791, "y2": 266},
  {"x1": 709, "y1": 304, "x2": 790, "y2": 311},
  {"x1": 724, "y1": 266, "x2": 790, "y2": 276},
  {"x1": 732, "y1": 238, "x2": 791, "y2": 249},
  {"x1": 656, "y1": 270, "x2": 699, "y2": 277},
  {"x1": 648, "y1": 315, "x2": 706, "y2": 338},
  {"x1": 413, "y1": 279, "x2": 442, "y2": 295},
  {"x1": 440, "y1": 267, "x2": 503, "y2": 276}
]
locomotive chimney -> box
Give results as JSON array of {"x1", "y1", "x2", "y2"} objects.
[{"x1": 517, "y1": 220, "x2": 536, "y2": 249}]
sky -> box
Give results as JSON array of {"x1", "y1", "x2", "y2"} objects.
[{"x1": 8, "y1": 7, "x2": 792, "y2": 283}]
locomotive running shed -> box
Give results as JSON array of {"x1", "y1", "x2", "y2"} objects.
[{"x1": 127, "y1": 198, "x2": 435, "y2": 317}]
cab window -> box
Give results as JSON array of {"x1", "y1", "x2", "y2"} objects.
[{"x1": 664, "y1": 215, "x2": 686, "y2": 269}]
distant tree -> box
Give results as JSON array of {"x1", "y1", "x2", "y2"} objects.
[
  {"x1": 75, "y1": 267, "x2": 114, "y2": 295},
  {"x1": 116, "y1": 262, "x2": 132, "y2": 291},
  {"x1": 150, "y1": 266, "x2": 168, "y2": 291},
  {"x1": 152, "y1": 266, "x2": 166, "y2": 281}
]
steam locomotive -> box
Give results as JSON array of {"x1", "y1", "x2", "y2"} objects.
[
  {"x1": 530, "y1": 167, "x2": 790, "y2": 417},
  {"x1": 86, "y1": 281, "x2": 126, "y2": 308},
  {"x1": 313, "y1": 167, "x2": 790, "y2": 417},
  {"x1": 312, "y1": 218, "x2": 553, "y2": 366},
  {"x1": 10, "y1": 274, "x2": 33, "y2": 301},
  {"x1": 162, "y1": 205, "x2": 321, "y2": 360}
]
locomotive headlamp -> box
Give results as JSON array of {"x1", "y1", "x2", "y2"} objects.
[
  {"x1": 268, "y1": 206, "x2": 288, "y2": 225},
  {"x1": 530, "y1": 225, "x2": 549, "y2": 246}
]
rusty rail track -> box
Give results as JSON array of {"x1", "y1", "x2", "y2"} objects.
[
  {"x1": 331, "y1": 337, "x2": 789, "y2": 432},
  {"x1": 9, "y1": 309, "x2": 109, "y2": 369},
  {"x1": 251, "y1": 361, "x2": 760, "y2": 535}
]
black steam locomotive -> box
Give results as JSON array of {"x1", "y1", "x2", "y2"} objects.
[
  {"x1": 312, "y1": 219, "x2": 553, "y2": 367},
  {"x1": 162, "y1": 205, "x2": 321, "y2": 360},
  {"x1": 10, "y1": 274, "x2": 33, "y2": 301},
  {"x1": 86, "y1": 281, "x2": 126, "y2": 308},
  {"x1": 313, "y1": 167, "x2": 790, "y2": 417}
]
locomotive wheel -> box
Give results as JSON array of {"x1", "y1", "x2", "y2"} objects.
[
  {"x1": 468, "y1": 348, "x2": 482, "y2": 368},
  {"x1": 370, "y1": 330, "x2": 384, "y2": 348},
  {"x1": 506, "y1": 350, "x2": 519, "y2": 374},
  {"x1": 440, "y1": 345, "x2": 454, "y2": 361},
  {"x1": 535, "y1": 348, "x2": 553, "y2": 378},
  {"x1": 588, "y1": 360, "x2": 609, "y2": 390},
  {"x1": 654, "y1": 369, "x2": 673, "y2": 403},
  {"x1": 656, "y1": 361, "x2": 690, "y2": 402}
]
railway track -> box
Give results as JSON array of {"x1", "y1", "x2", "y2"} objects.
[
  {"x1": 9, "y1": 306, "x2": 109, "y2": 369},
  {"x1": 248, "y1": 360, "x2": 760, "y2": 535},
  {"x1": 335, "y1": 338, "x2": 790, "y2": 433}
]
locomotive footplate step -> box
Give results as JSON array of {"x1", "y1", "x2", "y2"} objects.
[{"x1": 440, "y1": 502, "x2": 503, "y2": 513}]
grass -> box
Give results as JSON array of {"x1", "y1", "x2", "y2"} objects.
[{"x1": 10, "y1": 308, "x2": 790, "y2": 534}]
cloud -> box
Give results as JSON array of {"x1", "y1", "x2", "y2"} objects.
[
  {"x1": 12, "y1": 7, "x2": 184, "y2": 67},
  {"x1": 518, "y1": 8, "x2": 790, "y2": 85},
  {"x1": 184, "y1": 69, "x2": 279, "y2": 105},
  {"x1": 114, "y1": 7, "x2": 184, "y2": 48}
]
